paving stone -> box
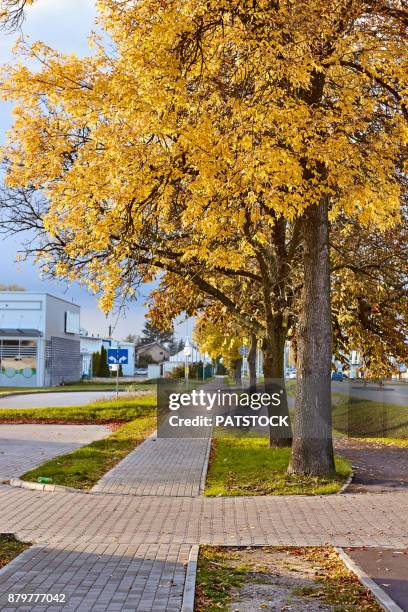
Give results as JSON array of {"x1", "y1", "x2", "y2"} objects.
[{"x1": 0, "y1": 425, "x2": 110, "y2": 481}]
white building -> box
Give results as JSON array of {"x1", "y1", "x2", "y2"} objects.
[
  {"x1": 0, "y1": 292, "x2": 81, "y2": 387},
  {"x1": 80, "y1": 332, "x2": 136, "y2": 378}
]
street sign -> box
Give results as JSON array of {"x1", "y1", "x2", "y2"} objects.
[
  {"x1": 107, "y1": 348, "x2": 129, "y2": 365},
  {"x1": 239, "y1": 346, "x2": 249, "y2": 357},
  {"x1": 183, "y1": 338, "x2": 192, "y2": 357}
]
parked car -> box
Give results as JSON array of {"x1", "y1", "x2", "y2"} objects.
[
  {"x1": 285, "y1": 368, "x2": 297, "y2": 379},
  {"x1": 331, "y1": 371, "x2": 344, "y2": 381},
  {"x1": 135, "y1": 367, "x2": 148, "y2": 376}
]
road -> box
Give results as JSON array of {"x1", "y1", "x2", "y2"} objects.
[
  {"x1": 331, "y1": 381, "x2": 408, "y2": 407},
  {"x1": 0, "y1": 390, "x2": 129, "y2": 409}
]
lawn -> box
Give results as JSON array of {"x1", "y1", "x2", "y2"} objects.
[
  {"x1": 332, "y1": 394, "x2": 408, "y2": 439},
  {"x1": 20, "y1": 414, "x2": 156, "y2": 489},
  {"x1": 204, "y1": 436, "x2": 352, "y2": 496},
  {"x1": 0, "y1": 535, "x2": 29, "y2": 570},
  {"x1": 0, "y1": 393, "x2": 156, "y2": 424}
]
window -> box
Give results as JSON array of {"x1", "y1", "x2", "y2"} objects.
[{"x1": 0, "y1": 339, "x2": 37, "y2": 379}]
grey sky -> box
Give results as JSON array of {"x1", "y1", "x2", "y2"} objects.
[{"x1": 0, "y1": 0, "x2": 186, "y2": 340}]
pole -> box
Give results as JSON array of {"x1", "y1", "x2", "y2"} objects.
[
  {"x1": 116, "y1": 363, "x2": 119, "y2": 400},
  {"x1": 185, "y1": 353, "x2": 189, "y2": 386}
]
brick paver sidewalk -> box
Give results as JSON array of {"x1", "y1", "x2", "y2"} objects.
[
  {"x1": 1, "y1": 486, "x2": 408, "y2": 609},
  {"x1": 1, "y1": 379, "x2": 407, "y2": 610},
  {"x1": 0, "y1": 425, "x2": 110, "y2": 482},
  {"x1": 0, "y1": 542, "x2": 189, "y2": 611},
  {"x1": 1, "y1": 486, "x2": 407, "y2": 549},
  {"x1": 92, "y1": 437, "x2": 210, "y2": 497},
  {"x1": 92, "y1": 380, "x2": 218, "y2": 497}
]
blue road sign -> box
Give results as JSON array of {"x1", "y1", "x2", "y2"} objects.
[
  {"x1": 239, "y1": 346, "x2": 249, "y2": 357},
  {"x1": 108, "y1": 348, "x2": 129, "y2": 365}
]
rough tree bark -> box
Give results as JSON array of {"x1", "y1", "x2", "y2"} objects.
[
  {"x1": 262, "y1": 330, "x2": 292, "y2": 448},
  {"x1": 233, "y1": 357, "x2": 243, "y2": 383},
  {"x1": 288, "y1": 198, "x2": 335, "y2": 476}
]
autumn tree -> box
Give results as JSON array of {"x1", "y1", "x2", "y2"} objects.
[
  {"x1": 331, "y1": 212, "x2": 408, "y2": 377},
  {"x1": 193, "y1": 317, "x2": 243, "y2": 382},
  {"x1": 0, "y1": 0, "x2": 32, "y2": 30},
  {"x1": 1, "y1": 0, "x2": 406, "y2": 475}
]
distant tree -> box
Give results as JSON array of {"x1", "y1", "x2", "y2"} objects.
[
  {"x1": 91, "y1": 351, "x2": 100, "y2": 378},
  {"x1": 138, "y1": 321, "x2": 175, "y2": 348},
  {"x1": 97, "y1": 345, "x2": 110, "y2": 377},
  {"x1": 124, "y1": 334, "x2": 139, "y2": 343}
]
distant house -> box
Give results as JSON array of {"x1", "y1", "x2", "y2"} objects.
[
  {"x1": 137, "y1": 342, "x2": 170, "y2": 364},
  {"x1": 80, "y1": 332, "x2": 136, "y2": 378}
]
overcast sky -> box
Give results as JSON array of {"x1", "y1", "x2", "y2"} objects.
[{"x1": 0, "y1": 0, "x2": 187, "y2": 340}]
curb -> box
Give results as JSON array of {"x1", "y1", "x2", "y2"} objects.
[
  {"x1": 8, "y1": 478, "x2": 85, "y2": 494},
  {"x1": 335, "y1": 547, "x2": 404, "y2": 612},
  {"x1": 0, "y1": 543, "x2": 48, "y2": 579},
  {"x1": 181, "y1": 545, "x2": 199, "y2": 612},
  {"x1": 199, "y1": 431, "x2": 213, "y2": 494},
  {"x1": 338, "y1": 470, "x2": 354, "y2": 494}
]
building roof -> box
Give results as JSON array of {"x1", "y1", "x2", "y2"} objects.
[
  {"x1": 0, "y1": 291, "x2": 80, "y2": 308},
  {"x1": 137, "y1": 341, "x2": 170, "y2": 354},
  {"x1": 0, "y1": 328, "x2": 42, "y2": 337}
]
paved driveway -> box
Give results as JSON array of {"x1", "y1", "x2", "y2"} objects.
[
  {"x1": 0, "y1": 424, "x2": 110, "y2": 481},
  {"x1": 0, "y1": 391, "x2": 128, "y2": 409}
]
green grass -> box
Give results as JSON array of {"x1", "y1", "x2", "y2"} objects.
[
  {"x1": 0, "y1": 381, "x2": 153, "y2": 397},
  {"x1": 0, "y1": 535, "x2": 29, "y2": 569},
  {"x1": 204, "y1": 435, "x2": 352, "y2": 496},
  {"x1": 195, "y1": 547, "x2": 247, "y2": 611},
  {"x1": 332, "y1": 395, "x2": 408, "y2": 439},
  {"x1": 0, "y1": 394, "x2": 156, "y2": 424},
  {"x1": 20, "y1": 414, "x2": 156, "y2": 489}
]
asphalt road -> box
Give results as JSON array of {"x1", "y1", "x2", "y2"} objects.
[
  {"x1": 331, "y1": 381, "x2": 408, "y2": 407},
  {"x1": 345, "y1": 547, "x2": 408, "y2": 611},
  {"x1": 0, "y1": 390, "x2": 128, "y2": 409}
]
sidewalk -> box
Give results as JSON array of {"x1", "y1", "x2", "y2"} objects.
[
  {"x1": 0, "y1": 379, "x2": 407, "y2": 610},
  {"x1": 92, "y1": 437, "x2": 210, "y2": 497},
  {"x1": 92, "y1": 379, "x2": 216, "y2": 497}
]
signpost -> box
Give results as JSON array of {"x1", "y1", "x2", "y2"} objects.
[
  {"x1": 108, "y1": 348, "x2": 129, "y2": 399},
  {"x1": 239, "y1": 345, "x2": 249, "y2": 379}
]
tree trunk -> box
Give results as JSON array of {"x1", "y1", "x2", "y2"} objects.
[
  {"x1": 262, "y1": 335, "x2": 292, "y2": 448},
  {"x1": 248, "y1": 334, "x2": 257, "y2": 391},
  {"x1": 288, "y1": 199, "x2": 335, "y2": 476},
  {"x1": 234, "y1": 358, "x2": 242, "y2": 384}
]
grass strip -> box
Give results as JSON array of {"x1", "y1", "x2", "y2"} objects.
[
  {"x1": 195, "y1": 546, "x2": 381, "y2": 611},
  {"x1": 195, "y1": 547, "x2": 247, "y2": 611},
  {"x1": 0, "y1": 535, "x2": 29, "y2": 570},
  {"x1": 20, "y1": 413, "x2": 155, "y2": 489},
  {"x1": 288, "y1": 546, "x2": 382, "y2": 610},
  {"x1": 0, "y1": 382, "x2": 154, "y2": 397},
  {"x1": 0, "y1": 394, "x2": 156, "y2": 424},
  {"x1": 204, "y1": 436, "x2": 352, "y2": 496},
  {"x1": 332, "y1": 395, "x2": 408, "y2": 439}
]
